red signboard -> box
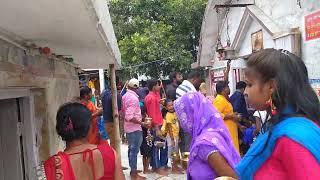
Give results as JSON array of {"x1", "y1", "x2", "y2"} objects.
[
  {"x1": 210, "y1": 69, "x2": 225, "y2": 83},
  {"x1": 305, "y1": 10, "x2": 320, "y2": 41}
]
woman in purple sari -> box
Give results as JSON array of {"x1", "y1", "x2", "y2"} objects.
[{"x1": 174, "y1": 92, "x2": 240, "y2": 179}]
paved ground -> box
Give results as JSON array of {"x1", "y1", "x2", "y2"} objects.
[{"x1": 121, "y1": 144, "x2": 186, "y2": 180}]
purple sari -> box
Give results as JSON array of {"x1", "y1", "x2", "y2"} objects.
[{"x1": 174, "y1": 92, "x2": 240, "y2": 179}]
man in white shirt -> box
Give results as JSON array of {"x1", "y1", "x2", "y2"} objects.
[
  {"x1": 175, "y1": 71, "x2": 202, "y2": 153},
  {"x1": 176, "y1": 71, "x2": 202, "y2": 99}
]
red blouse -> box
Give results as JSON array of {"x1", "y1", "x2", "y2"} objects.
[
  {"x1": 44, "y1": 143, "x2": 115, "y2": 180},
  {"x1": 254, "y1": 137, "x2": 320, "y2": 179}
]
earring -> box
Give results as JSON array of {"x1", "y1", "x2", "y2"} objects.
[{"x1": 266, "y1": 98, "x2": 277, "y2": 115}]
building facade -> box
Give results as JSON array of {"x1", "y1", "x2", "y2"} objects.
[
  {"x1": 197, "y1": 0, "x2": 320, "y2": 96},
  {"x1": 0, "y1": 38, "x2": 80, "y2": 179}
]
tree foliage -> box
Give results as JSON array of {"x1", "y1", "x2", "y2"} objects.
[{"x1": 110, "y1": 0, "x2": 207, "y2": 78}]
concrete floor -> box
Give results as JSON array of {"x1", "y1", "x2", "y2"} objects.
[{"x1": 121, "y1": 144, "x2": 186, "y2": 180}]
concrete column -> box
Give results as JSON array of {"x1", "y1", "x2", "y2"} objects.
[
  {"x1": 109, "y1": 64, "x2": 121, "y2": 161},
  {"x1": 99, "y1": 69, "x2": 105, "y2": 93}
]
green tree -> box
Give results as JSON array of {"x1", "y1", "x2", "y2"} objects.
[{"x1": 110, "y1": 0, "x2": 207, "y2": 78}]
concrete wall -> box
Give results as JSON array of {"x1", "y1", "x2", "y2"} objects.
[
  {"x1": 0, "y1": 39, "x2": 79, "y2": 161},
  {"x1": 214, "y1": 0, "x2": 320, "y2": 93},
  {"x1": 255, "y1": 0, "x2": 320, "y2": 80},
  {"x1": 238, "y1": 19, "x2": 275, "y2": 56}
]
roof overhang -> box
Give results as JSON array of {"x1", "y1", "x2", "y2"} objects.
[
  {"x1": 230, "y1": 5, "x2": 301, "y2": 56},
  {"x1": 0, "y1": 0, "x2": 121, "y2": 69},
  {"x1": 231, "y1": 5, "x2": 282, "y2": 51}
]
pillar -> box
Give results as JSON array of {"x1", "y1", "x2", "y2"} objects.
[
  {"x1": 99, "y1": 69, "x2": 105, "y2": 93},
  {"x1": 109, "y1": 64, "x2": 121, "y2": 161}
]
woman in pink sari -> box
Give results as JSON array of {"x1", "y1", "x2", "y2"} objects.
[{"x1": 43, "y1": 102, "x2": 124, "y2": 180}]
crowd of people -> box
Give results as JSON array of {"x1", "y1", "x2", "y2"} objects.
[{"x1": 41, "y1": 48, "x2": 320, "y2": 180}]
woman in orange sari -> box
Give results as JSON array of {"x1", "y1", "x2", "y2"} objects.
[
  {"x1": 80, "y1": 86, "x2": 103, "y2": 144},
  {"x1": 213, "y1": 81, "x2": 241, "y2": 153}
]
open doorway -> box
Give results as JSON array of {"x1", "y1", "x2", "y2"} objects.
[
  {"x1": 0, "y1": 88, "x2": 38, "y2": 180},
  {"x1": 0, "y1": 98, "x2": 25, "y2": 180}
]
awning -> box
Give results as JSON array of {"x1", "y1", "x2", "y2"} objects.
[{"x1": 0, "y1": 0, "x2": 121, "y2": 69}]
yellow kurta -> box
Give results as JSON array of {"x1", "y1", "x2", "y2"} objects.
[
  {"x1": 213, "y1": 94, "x2": 240, "y2": 153},
  {"x1": 161, "y1": 112, "x2": 179, "y2": 137}
]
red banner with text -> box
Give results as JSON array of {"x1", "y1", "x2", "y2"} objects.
[{"x1": 305, "y1": 10, "x2": 320, "y2": 41}]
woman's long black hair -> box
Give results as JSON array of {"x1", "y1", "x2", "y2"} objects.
[
  {"x1": 247, "y1": 48, "x2": 320, "y2": 125},
  {"x1": 56, "y1": 102, "x2": 92, "y2": 142},
  {"x1": 245, "y1": 48, "x2": 320, "y2": 156}
]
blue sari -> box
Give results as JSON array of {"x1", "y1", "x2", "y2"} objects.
[{"x1": 236, "y1": 110, "x2": 320, "y2": 180}]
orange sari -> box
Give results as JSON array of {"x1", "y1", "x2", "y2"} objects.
[
  {"x1": 81, "y1": 100, "x2": 101, "y2": 144},
  {"x1": 213, "y1": 94, "x2": 240, "y2": 153}
]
